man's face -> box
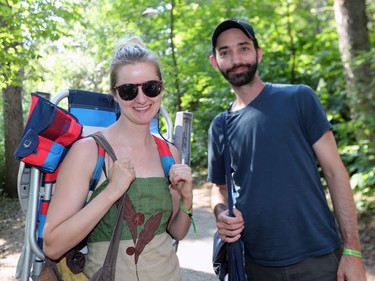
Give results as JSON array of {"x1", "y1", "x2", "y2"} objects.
[
  {"x1": 218, "y1": 56, "x2": 258, "y2": 87},
  {"x1": 211, "y1": 28, "x2": 260, "y2": 87}
]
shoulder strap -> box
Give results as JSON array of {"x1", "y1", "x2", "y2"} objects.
[
  {"x1": 86, "y1": 133, "x2": 123, "y2": 281},
  {"x1": 221, "y1": 112, "x2": 235, "y2": 217},
  {"x1": 152, "y1": 134, "x2": 175, "y2": 177},
  {"x1": 86, "y1": 133, "x2": 117, "y2": 204},
  {"x1": 88, "y1": 145, "x2": 105, "y2": 193},
  {"x1": 88, "y1": 133, "x2": 174, "y2": 198},
  {"x1": 90, "y1": 133, "x2": 117, "y2": 161}
]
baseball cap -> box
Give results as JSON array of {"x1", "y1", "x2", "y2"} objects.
[{"x1": 211, "y1": 18, "x2": 259, "y2": 51}]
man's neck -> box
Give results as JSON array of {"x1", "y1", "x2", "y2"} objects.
[{"x1": 231, "y1": 78, "x2": 265, "y2": 111}]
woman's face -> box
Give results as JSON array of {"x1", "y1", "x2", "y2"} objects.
[{"x1": 114, "y1": 62, "x2": 162, "y2": 126}]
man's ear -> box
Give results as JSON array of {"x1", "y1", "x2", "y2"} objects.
[{"x1": 209, "y1": 54, "x2": 219, "y2": 70}]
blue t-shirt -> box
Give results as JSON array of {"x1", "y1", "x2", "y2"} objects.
[{"x1": 207, "y1": 83, "x2": 341, "y2": 266}]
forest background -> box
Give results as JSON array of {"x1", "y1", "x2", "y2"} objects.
[{"x1": 0, "y1": 0, "x2": 374, "y2": 216}]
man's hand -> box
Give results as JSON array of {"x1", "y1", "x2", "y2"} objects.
[
  {"x1": 216, "y1": 208, "x2": 244, "y2": 243},
  {"x1": 337, "y1": 255, "x2": 367, "y2": 281}
]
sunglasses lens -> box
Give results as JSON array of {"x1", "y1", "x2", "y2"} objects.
[
  {"x1": 143, "y1": 81, "x2": 162, "y2": 97},
  {"x1": 116, "y1": 81, "x2": 162, "y2": 101},
  {"x1": 119, "y1": 84, "x2": 138, "y2": 101}
]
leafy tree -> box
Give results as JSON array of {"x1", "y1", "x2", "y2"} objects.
[
  {"x1": 0, "y1": 0, "x2": 83, "y2": 197},
  {"x1": 9, "y1": 0, "x2": 374, "y2": 210},
  {"x1": 334, "y1": 0, "x2": 374, "y2": 210}
]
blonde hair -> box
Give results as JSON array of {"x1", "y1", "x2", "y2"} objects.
[{"x1": 109, "y1": 36, "x2": 162, "y2": 93}]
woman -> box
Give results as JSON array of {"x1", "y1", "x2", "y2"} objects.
[{"x1": 43, "y1": 36, "x2": 193, "y2": 281}]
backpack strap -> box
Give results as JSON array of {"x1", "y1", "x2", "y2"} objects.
[
  {"x1": 85, "y1": 133, "x2": 117, "y2": 204},
  {"x1": 88, "y1": 145, "x2": 105, "y2": 192},
  {"x1": 85, "y1": 134, "x2": 175, "y2": 203},
  {"x1": 152, "y1": 134, "x2": 175, "y2": 178}
]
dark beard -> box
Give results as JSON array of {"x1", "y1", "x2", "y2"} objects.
[{"x1": 219, "y1": 62, "x2": 258, "y2": 87}]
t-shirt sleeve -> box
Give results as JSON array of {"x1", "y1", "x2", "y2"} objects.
[
  {"x1": 207, "y1": 113, "x2": 226, "y2": 185},
  {"x1": 297, "y1": 85, "x2": 332, "y2": 145}
]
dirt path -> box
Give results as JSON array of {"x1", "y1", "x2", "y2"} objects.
[
  {"x1": 1, "y1": 185, "x2": 374, "y2": 280},
  {"x1": 0, "y1": 187, "x2": 219, "y2": 281}
]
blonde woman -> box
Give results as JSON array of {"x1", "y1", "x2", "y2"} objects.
[{"x1": 44, "y1": 36, "x2": 193, "y2": 281}]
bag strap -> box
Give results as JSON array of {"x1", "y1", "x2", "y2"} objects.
[
  {"x1": 221, "y1": 112, "x2": 235, "y2": 217},
  {"x1": 90, "y1": 193, "x2": 126, "y2": 281},
  {"x1": 88, "y1": 133, "x2": 123, "y2": 281},
  {"x1": 85, "y1": 134, "x2": 116, "y2": 205},
  {"x1": 90, "y1": 133, "x2": 117, "y2": 162},
  {"x1": 88, "y1": 145, "x2": 106, "y2": 193}
]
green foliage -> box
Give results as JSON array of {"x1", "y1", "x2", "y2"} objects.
[
  {"x1": 2, "y1": 0, "x2": 373, "y2": 211},
  {"x1": 340, "y1": 141, "x2": 375, "y2": 211},
  {"x1": 0, "y1": 0, "x2": 84, "y2": 89},
  {"x1": 0, "y1": 100, "x2": 4, "y2": 189}
]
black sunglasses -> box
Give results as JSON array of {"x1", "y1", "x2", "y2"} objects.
[{"x1": 114, "y1": 80, "x2": 163, "y2": 101}]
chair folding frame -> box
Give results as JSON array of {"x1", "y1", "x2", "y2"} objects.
[{"x1": 16, "y1": 89, "x2": 193, "y2": 281}]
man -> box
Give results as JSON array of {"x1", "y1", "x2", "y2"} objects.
[{"x1": 207, "y1": 18, "x2": 366, "y2": 281}]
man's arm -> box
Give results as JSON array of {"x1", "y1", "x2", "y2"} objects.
[
  {"x1": 211, "y1": 183, "x2": 228, "y2": 219},
  {"x1": 313, "y1": 130, "x2": 366, "y2": 281}
]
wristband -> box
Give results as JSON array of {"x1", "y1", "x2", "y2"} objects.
[
  {"x1": 342, "y1": 248, "x2": 362, "y2": 258},
  {"x1": 179, "y1": 199, "x2": 198, "y2": 238}
]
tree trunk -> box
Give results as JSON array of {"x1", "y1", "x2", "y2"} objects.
[
  {"x1": 169, "y1": 0, "x2": 181, "y2": 112},
  {"x1": 334, "y1": 0, "x2": 374, "y2": 144},
  {"x1": 2, "y1": 84, "x2": 24, "y2": 198}
]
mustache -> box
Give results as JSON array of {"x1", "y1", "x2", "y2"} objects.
[{"x1": 226, "y1": 64, "x2": 252, "y2": 75}]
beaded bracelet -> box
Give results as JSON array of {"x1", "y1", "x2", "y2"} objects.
[
  {"x1": 179, "y1": 199, "x2": 198, "y2": 238},
  {"x1": 342, "y1": 248, "x2": 362, "y2": 258}
]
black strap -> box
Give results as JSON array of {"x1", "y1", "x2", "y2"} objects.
[
  {"x1": 89, "y1": 133, "x2": 124, "y2": 281},
  {"x1": 221, "y1": 113, "x2": 234, "y2": 217}
]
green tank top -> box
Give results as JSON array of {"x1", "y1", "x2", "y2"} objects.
[{"x1": 87, "y1": 177, "x2": 172, "y2": 243}]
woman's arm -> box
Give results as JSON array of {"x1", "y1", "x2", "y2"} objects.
[
  {"x1": 166, "y1": 144, "x2": 194, "y2": 241},
  {"x1": 43, "y1": 137, "x2": 135, "y2": 259}
]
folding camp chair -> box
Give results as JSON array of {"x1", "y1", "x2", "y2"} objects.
[{"x1": 15, "y1": 89, "x2": 193, "y2": 281}]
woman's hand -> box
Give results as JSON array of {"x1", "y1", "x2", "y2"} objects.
[
  {"x1": 168, "y1": 163, "x2": 194, "y2": 240},
  {"x1": 169, "y1": 164, "x2": 193, "y2": 200},
  {"x1": 107, "y1": 158, "x2": 136, "y2": 200}
]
